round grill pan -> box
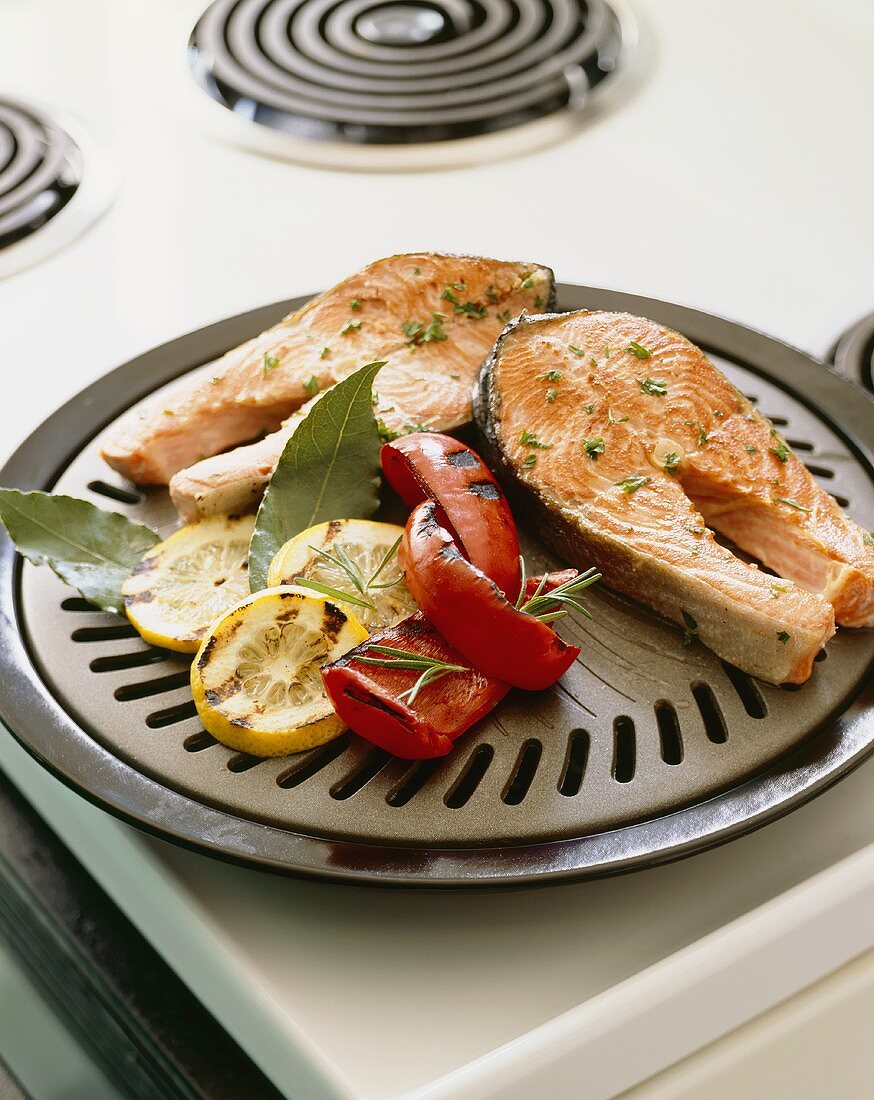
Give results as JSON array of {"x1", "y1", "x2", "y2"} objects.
[{"x1": 1, "y1": 286, "x2": 872, "y2": 887}]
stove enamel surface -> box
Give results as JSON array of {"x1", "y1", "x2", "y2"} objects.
[{"x1": 2, "y1": 0, "x2": 874, "y2": 1096}]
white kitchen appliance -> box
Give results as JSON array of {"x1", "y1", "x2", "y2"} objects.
[{"x1": 1, "y1": 0, "x2": 873, "y2": 1096}]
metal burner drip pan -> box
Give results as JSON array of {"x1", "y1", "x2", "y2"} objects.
[
  {"x1": 1, "y1": 286, "x2": 872, "y2": 886},
  {"x1": 187, "y1": 0, "x2": 638, "y2": 169}
]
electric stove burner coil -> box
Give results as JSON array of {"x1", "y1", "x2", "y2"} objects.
[
  {"x1": 0, "y1": 97, "x2": 83, "y2": 252},
  {"x1": 189, "y1": 0, "x2": 631, "y2": 146},
  {"x1": 831, "y1": 311, "x2": 874, "y2": 396}
]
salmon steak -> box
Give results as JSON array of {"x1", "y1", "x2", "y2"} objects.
[
  {"x1": 475, "y1": 310, "x2": 874, "y2": 684},
  {"x1": 100, "y1": 253, "x2": 553, "y2": 501}
]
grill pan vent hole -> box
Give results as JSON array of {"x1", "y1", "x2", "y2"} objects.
[
  {"x1": 768, "y1": 414, "x2": 789, "y2": 427},
  {"x1": 832, "y1": 493, "x2": 851, "y2": 507},
  {"x1": 502, "y1": 739, "x2": 543, "y2": 805},
  {"x1": 183, "y1": 731, "x2": 217, "y2": 752},
  {"x1": 721, "y1": 663, "x2": 768, "y2": 719},
  {"x1": 786, "y1": 438, "x2": 814, "y2": 452},
  {"x1": 277, "y1": 734, "x2": 351, "y2": 788},
  {"x1": 558, "y1": 729, "x2": 589, "y2": 796},
  {"x1": 90, "y1": 649, "x2": 169, "y2": 673},
  {"x1": 692, "y1": 683, "x2": 727, "y2": 743},
  {"x1": 387, "y1": 759, "x2": 442, "y2": 807},
  {"x1": 445, "y1": 745, "x2": 494, "y2": 808},
  {"x1": 612, "y1": 718, "x2": 635, "y2": 782},
  {"x1": 146, "y1": 701, "x2": 199, "y2": 728},
  {"x1": 330, "y1": 748, "x2": 392, "y2": 800},
  {"x1": 61, "y1": 597, "x2": 95, "y2": 612},
  {"x1": 87, "y1": 480, "x2": 143, "y2": 505},
  {"x1": 227, "y1": 753, "x2": 263, "y2": 772},
  {"x1": 114, "y1": 671, "x2": 191, "y2": 701},
  {"x1": 72, "y1": 624, "x2": 139, "y2": 643},
  {"x1": 655, "y1": 702, "x2": 683, "y2": 765},
  {"x1": 804, "y1": 464, "x2": 835, "y2": 480}
]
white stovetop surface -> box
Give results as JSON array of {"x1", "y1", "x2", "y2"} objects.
[{"x1": 1, "y1": 1, "x2": 874, "y2": 1097}]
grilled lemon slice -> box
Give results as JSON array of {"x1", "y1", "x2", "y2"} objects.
[
  {"x1": 190, "y1": 586, "x2": 368, "y2": 756},
  {"x1": 122, "y1": 514, "x2": 254, "y2": 653},
  {"x1": 267, "y1": 519, "x2": 415, "y2": 634}
]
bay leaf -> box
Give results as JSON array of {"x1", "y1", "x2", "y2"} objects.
[
  {"x1": 0, "y1": 488, "x2": 159, "y2": 614},
  {"x1": 248, "y1": 361, "x2": 386, "y2": 591}
]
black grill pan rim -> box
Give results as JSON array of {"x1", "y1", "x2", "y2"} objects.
[{"x1": 0, "y1": 285, "x2": 872, "y2": 888}]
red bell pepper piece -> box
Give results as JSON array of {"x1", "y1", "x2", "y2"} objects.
[
  {"x1": 322, "y1": 613, "x2": 509, "y2": 759},
  {"x1": 525, "y1": 569, "x2": 578, "y2": 601},
  {"x1": 380, "y1": 433, "x2": 521, "y2": 599},
  {"x1": 400, "y1": 502, "x2": 580, "y2": 691}
]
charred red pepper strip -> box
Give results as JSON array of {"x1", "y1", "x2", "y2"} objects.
[
  {"x1": 400, "y1": 502, "x2": 580, "y2": 691},
  {"x1": 381, "y1": 433, "x2": 521, "y2": 598},
  {"x1": 322, "y1": 613, "x2": 509, "y2": 759},
  {"x1": 525, "y1": 569, "x2": 578, "y2": 601}
]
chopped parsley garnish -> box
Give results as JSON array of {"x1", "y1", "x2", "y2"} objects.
[
  {"x1": 664, "y1": 452, "x2": 680, "y2": 474},
  {"x1": 590, "y1": 357, "x2": 598, "y2": 368},
  {"x1": 569, "y1": 346, "x2": 585, "y2": 357},
  {"x1": 534, "y1": 295, "x2": 544, "y2": 309},
  {"x1": 604, "y1": 346, "x2": 611, "y2": 358},
  {"x1": 162, "y1": 408, "x2": 174, "y2": 416},
  {"x1": 404, "y1": 422, "x2": 430, "y2": 434},
  {"x1": 520, "y1": 274, "x2": 535, "y2": 289},
  {"x1": 745, "y1": 445, "x2": 758, "y2": 454},
  {"x1": 413, "y1": 266, "x2": 421, "y2": 275},
  {"x1": 441, "y1": 286, "x2": 487, "y2": 318},
  {"x1": 450, "y1": 372, "x2": 461, "y2": 380},
  {"x1": 340, "y1": 320, "x2": 361, "y2": 335},
  {"x1": 540, "y1": 369, "x2": 563, "y2": 381},
  {"x1": 639, "y1": 377, "x2": 668, "y2": 396},
  {"x1": 770, "y1": 583, "x2": 788, "y2": 598},
  {"x1": 607, "y1": 407, "x2": 629, "y2": 424},
  {"x1": 770, "y1": 441, "x2": 790, "y2": 462},
  {"x1": 350, "y1": 298, "x2": 362, "y2": 311},
  {"x1": 776, "y1": 497, "x2": 811, "y2": 513},
  {"x1": 496, "y1": 310, "x2": 511, "y2": 322},
  {"x1": 377, "y1": 419, "x2": 401, "y2": 443},
  {"x1": 616, "y1": 474, "x2": 649, "y2": 494},
  {"x1": 403, "y1": 313, "x2": 447, "y2": 345},
  {"x1": 627, "y1": 341, "x2": 652, "y2": 360},
  {"x1": 519, "y1": 429, "x2": 551, "y2": 449},
  {"x1": 585, "y1": 403, "x2": 595, "y2": 414},
  {"x1": 263, "y1": 353, "x2": 280, "y2": 374},
  {"x1": 681, "y1": 610, "x2": 698, "y2": 646},
  {"x1": 583, "y1": 437, "x2": 605, "y2": 460},
  {"x1": 686, "y1": 420, "x2": 708, "y2": 445},
  {"x1": 522, "y1": 454, "x2": 537, "y2": 469},
  {"x1": 776, "y1": 630, "x2": 790, "y2": 644},
  {"x1": 210, "y1": 375, "x2": 221, "y2": 385},
  {"x1": 546, "y1": 388, "x2": 557, "y2": 403},
  {"x1": 486, "y1": 284, "x2": 499, "y2": 303},
  {"x1": 303, "y1": 375, "x2": 319, "y2": 397},
  {"x1": 319, "y1": 346, "x2": 330, "y2": 359},
  {"x1": 865, "y1": 532, "x2": 874, "y2": 546}
]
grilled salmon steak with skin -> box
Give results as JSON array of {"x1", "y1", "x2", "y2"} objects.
[
  {"x1": 473, "y1": 310, "x2": 873, "y2": 684},
  {"x1": 101, "y1": 253, "x2": 553, "y2": 491}
]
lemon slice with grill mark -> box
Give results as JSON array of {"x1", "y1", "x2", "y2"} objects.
[
  {"x1": 122, "y1": 514, "x2": 254, "y2": 653},
  {"x1": 191, "y1": 586, "x2": 368, "y2": 756},
  {"x1": 267, "y1": 519, "x2": 416, "y2": 634}
]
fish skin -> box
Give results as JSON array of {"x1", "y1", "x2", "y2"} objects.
[
  {"x1": 101, "y1": 253, "x2": 553, "y2": 489},
  {"x1": 473, "y1": 310, "x2": 855, "y2": 684}
]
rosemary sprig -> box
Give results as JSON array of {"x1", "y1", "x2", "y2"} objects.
[
  {"x1": 292, "y1": 537, "x2": 404, "y2": 609},
  {"x1": 354, "y1": 645, "x2": 470, "y2": 705},
  {"x1": 515, "y1": 562, "x2": 601, "y2": 622}
]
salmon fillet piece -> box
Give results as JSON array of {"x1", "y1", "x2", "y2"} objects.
[
  {"x1": 101, "y1": 253, "x2": 553, "y2": 487},
  {"x1": 473, "y1": 310, "x2": 869, "y2": 683}
]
